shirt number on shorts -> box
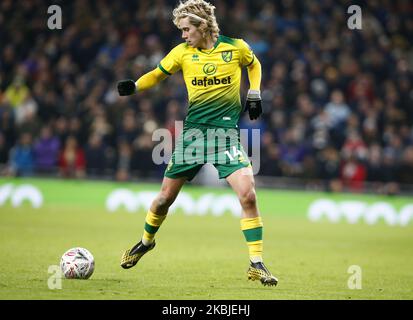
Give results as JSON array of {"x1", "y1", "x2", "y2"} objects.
[{"x1": 225, "y1": 146, "x2": 243, "y2": 161}]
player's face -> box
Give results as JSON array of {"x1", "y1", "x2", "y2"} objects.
[{"x1": 178, "y1": 17, "x2": 203, "y2": 48}]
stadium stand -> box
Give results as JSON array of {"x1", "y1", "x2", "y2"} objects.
[{"x1": 0, "y1": 0, "x2": 412, "y2": 194}]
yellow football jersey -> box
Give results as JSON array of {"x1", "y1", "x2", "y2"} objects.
[{"x1": 158, "y1": 35, "x2": 256, "y2": 128}]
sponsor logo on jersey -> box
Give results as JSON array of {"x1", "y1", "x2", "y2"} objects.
[
  {"x1": 191, "y1": 76, "x2": 232, "y2": 87},
  {"x1": 221, "y1": 51, "x2": 232, "y2": 62},
  {"x1": 203, "y1": 63, "x2": 217, "y2": 75}
]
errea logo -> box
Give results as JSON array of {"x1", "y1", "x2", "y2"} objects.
[{"x1": 192, "y1": 54, "x2": 199, "y2": 62}]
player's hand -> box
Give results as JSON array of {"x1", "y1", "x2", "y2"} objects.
[
  {"x1": 245, "y1": 90, "x2": 262, "y2": 120},
  {"x1": 117, "y1": 79, "x2": 137, "y2": 96}
]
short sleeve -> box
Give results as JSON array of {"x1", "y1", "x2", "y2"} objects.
[
  {"x1": 157, "y1": 44, "x2": 184, "y2": 75},
  {"x1": 237, "y1": 39, "x2": 255, "y2": 67}
]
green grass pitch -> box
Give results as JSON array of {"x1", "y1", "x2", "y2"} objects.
[{"x1": 0, "y1": 201, "x2": 412, "y2": 300}]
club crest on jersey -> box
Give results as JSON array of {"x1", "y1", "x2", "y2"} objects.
[
  {"x1": 203, "y1": 63, "x2": 217, "y2": 75},
  {"x1": 221, "y1": 51, "x2": 232, "y2": 63}
]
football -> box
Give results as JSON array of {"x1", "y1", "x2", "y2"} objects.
[{"x1": 60, "y1": 247, "x2": 95, "y2": 279}]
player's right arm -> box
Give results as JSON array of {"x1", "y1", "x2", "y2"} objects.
[
  {"x1": 117, "y1": 69, "x2": 168, "y2": 96},
  {"x1": 117, "y1": 44, "x2": 184, "y2": 96}
]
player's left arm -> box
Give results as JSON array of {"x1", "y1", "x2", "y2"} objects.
[
  {"x1": 246, "y1": 56, "x2": 261, "y2": 91},
  {"x1": 239, "y1": 39, "x2": 263, "y2": 120},
  {"x1": 245, "y1": 56, "x2": 263, "y2": 120}
]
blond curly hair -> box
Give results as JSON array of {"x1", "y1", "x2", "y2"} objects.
[{"x1": 172, "y1": 0, "x2": 220, "y2": 40}]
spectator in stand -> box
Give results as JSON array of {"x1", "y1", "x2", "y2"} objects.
[
  {"x1": 279, "y1": 127, "x2": 308, "y2": 177},
  {"x1": 117, "y1": 109, "x2": 140, "y2": 145},
  {"x1": 260, "y1": 142, "x2": 282, "y2": 177},
  {"x1": 397, "y1": 146, "x2": 413, "y2": 189},
  {"x1": 340, "y1": 151, "x2": 367, "y2": 192},
  {"x1": 0, "y1": 133, "x2": 9, "y2": 170},
  {"x1": 67, "y1": 117, "x2": 87, "y2": 145},
  {"x1": 269, "y1": 109, "x2": 288, "y2": 143},
  {"x1": 4, "y1": 77, "x2": 30, "y2": 113},
  {"x1": 115, "y1": 139, "x2": 132, "y2": 182},
  {"x1": 84, "y1": 133, "x2": 106, "y2": 177},
  {"x1": 33, "y1": 125, "x2": 60, "y2": 174},
  {"x1": 317, "y1": 146, "x2": 342, "y2": 192},
  {"x1": 259, "y1": 132, "x2": 281, "y2": 177},
  {"x1": 131, "y1": 132, "x2": 159, "y2": 178},
  {"x1": 88, "y1": 108, "x2": 113, "y2": 146},
  {"x1": 58, "y1": 135, "x2": 86, "y2": 179},
  {"x1": 7, "y1": 132, "x2": 34, "y2": 176},
  {"x1": 381, "y1": 149, "x2": 399, "y2": 184},
  {"x1": 164, "y1": 99, "x2": 184, "y2": 139},
  {"x1": 342, "y1": 130, "x2": 368, "y2": 162},
  {"x1": 14, "y1": 92, "x2": 38, "y2": 127},
  {"x1": 384, "y1": 135, "x2": 404, "y2": 163},
  {"x1": 0, "y1": 103, "x2": 16, "y2": 146},
  {"x1": 53, "y1": 117, "x2": 69, "y2": 147},
  {"x1": 366, "y1": 143, "x2": 383, "y2": 185},
  {"x1": 324, "y1": 89, "x2": 352, "y2": 146},
  {"x1": 347, "y1": 74, "x2": 375, "y2": 105}
]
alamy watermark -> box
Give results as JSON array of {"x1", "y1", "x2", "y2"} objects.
[
  {"x1": 47, "y1": 4, "x2": 363, "y2": 31},
  {"x1": 347, "y1": 265, "x2": 362, "y2": 289},
  {"x1": 347, "y1": 5, "x2": 362, "y2": 30},
  {"x1": 47, "y1": 265, "x2": 62, "y2": 289},
  {"x1": 47, "y1": 5, "x2": 62, "y2": 30}
]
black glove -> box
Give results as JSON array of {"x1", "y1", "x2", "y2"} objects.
[
  {"x1": 117, "y1": 79, "x2": 136, "y2": 96},
  {"x1": 244, "y1": 90, "x2": 262, "y2": 120}
]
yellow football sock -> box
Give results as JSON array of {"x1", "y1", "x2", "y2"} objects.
[
  {"x1": 142, "y1": 211, "x2": 167, "y2": 245},
  {"x1": 240, "y1": 216, "x2": 263, "y2": 263}
]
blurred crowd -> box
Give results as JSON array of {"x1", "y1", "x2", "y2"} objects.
[{"x1": 0, "y1": 0, "x2": 412, "y2": 194}]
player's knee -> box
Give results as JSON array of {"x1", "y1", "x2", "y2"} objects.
[{"x1": 239, "y1": 189, "x2": 257, "y2": 209}]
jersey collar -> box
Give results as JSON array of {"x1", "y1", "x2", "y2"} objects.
[{"x1": 197, "y1": 35, "x2": 221, "y2": 54}]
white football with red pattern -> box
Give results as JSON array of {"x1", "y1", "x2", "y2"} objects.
[{"x1": 60, "y1": 247, "x2": 95, "y2": 279}]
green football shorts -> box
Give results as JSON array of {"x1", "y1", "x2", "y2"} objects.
[{"x1": 164, "y1": 121, "x2": 251, "y2": 181}]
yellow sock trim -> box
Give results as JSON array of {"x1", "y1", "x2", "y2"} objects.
[
  {"x1": 240, "y1": 217, "x2": 263, "y2": 231},
  {"x1": 145, "y1": 210, "x2": 167, "y2": 227},
  {"x1": 247, "y1": 240, "x2": 263, "y2": 257},
  {"x1": 142, "y1": 230, "x2": 154, "y2": 242},
  {"x1": 240, "y1": 217, "x2": 264, "y2": 261},
  {"x1": 142, "y1": 211, "x2": 167, "y2": 242}
]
